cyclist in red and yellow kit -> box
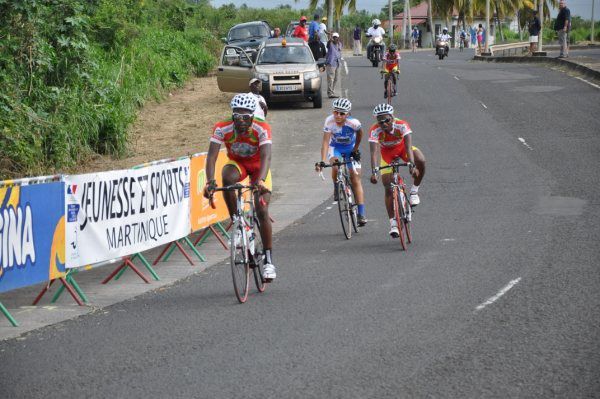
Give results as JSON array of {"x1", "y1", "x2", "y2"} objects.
[
  {"x1": 382, "y1": 44, "x2": 400, "y2": 98},
  {"x1": 369, "y1": 103, "x2": 426, "y2": 237},
  {"x1": 204, "y1": 93, "x2": 276, "y2": 280}
]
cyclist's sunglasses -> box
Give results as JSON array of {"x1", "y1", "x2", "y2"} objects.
[
  {"x1": 333, "y1": 110, "x2": 348, "y2": 116},
  {"x1": 377, "y1": 116, "x2": 393, "y2": 125},
  {"x1": 232, "y1": 113, "x2": 253, "y2": 121}
]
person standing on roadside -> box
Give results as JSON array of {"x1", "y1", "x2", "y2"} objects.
[
  {"x1": 325, "y1": 32, "x2": 343, "y2": 98},
  {"x1": 293, "y1": 16, "x2": 309, "y2": 42},
  {"x1": 528, "y1": 10, "x2": 541, "y2": 55},
  {"x1": 554, "y1": 0, "x2": 571, "y2": 58},
  {"x1": 309, "y1": 14, "x2": 320, "y2": 43},
  {"x1": 319, "y1": 17, "x2": 329, "y2": 50},
  {"x1": 249, "y1": 78, "x2": 268, "y2": 119},
  {"x1": 309, "y1": 31, "x2": 327, "y2": 61},
  {"x1": 476, "y1": 24, "x2": 484, "y2": 54},
  {"x1": 353, "y1": 24, "x2": 363, "y2": 56}
]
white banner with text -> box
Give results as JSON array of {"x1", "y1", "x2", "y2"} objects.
[{"x1": 64, "y1": 159, "x2": 191, "y2": 268}]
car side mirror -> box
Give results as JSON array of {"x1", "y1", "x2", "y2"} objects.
[{"x1": 221, "y1": 37, "x2": 228, "y2": 43}]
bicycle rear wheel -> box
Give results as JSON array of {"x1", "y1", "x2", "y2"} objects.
[
  {"x1": 230, "y1": 219, "x2": 250, "y2": 303},
  {"x1": 337, "y1": 181, "x2": 352, "y2": 239},
  {"x1": 402, "y1": 189, "x2": 412, "y2": 244},
  {"x1": 347, "y1": 180, "x2": 359, "y2": 233},
  {"x1": 250, "y1": 218, "x2": 267, "y2": 293},
  {"x1": 392, "y1": 186, "x2": 407, "y2": 250}
]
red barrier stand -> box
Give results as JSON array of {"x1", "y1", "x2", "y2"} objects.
[
  {"x1": 33, "y1": 277, "x2": 84, "y2": 306},
  {"x1": 102, "y1": 256, "x2": 150, "y2": 284}
]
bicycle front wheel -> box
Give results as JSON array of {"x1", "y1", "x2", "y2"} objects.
[
  {"x1": 348, "y1": 183, "x2": 359, "y2": 233},
  {"x1": 251, "y1": 218, "x2": 267, "y2": 293},
  {"x1": 337, "y1": 181, "x2": 352, "y2": 239},
  {"x1": 402, "y1": 190, "x2": 412, "y2": 244},
  {"x1": 230, "y1": 219, "x2": 250, "y2": 303},
  {"x1": 392, "y1": 186, "x2": 407, "y2": 250}
]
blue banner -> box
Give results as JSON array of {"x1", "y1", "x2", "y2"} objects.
[{"x1": 0, "y1": 182, "x2": 65, "y2": 293}]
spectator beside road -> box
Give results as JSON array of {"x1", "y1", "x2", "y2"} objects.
[
  {"x1": 411, "y1": 27, "x2": 420, "y2": 52},
  {"x1": 554, "y1": 0, "x2": 571, "y2": 58},
  {"x1": 319, "y1": 17, "x2": 329, "y2": 49},
  {"x1": 273, "y1": 27, "x2": 281, "y2": 38},
  {"x1": 308, "y1": 14, "x2": 320, "y2": 42},
  {"x1": 293, "y1": 16, "x2": 309, "y2": 42},
  {"x1": 353, "y1": 25, "x2": 363, "y2": 56},
  {"x1": 528, "y1": 10, "x2": 541, "y2": 55},
  {"x1": 477, "y1": 24, "x2": 484, "y2": 54},
  {"x1": 325, "y1": 32, "x2": 343, "y2": 98},
  {"x1": 309, "y1": 31, "x2": 327, "y2": 61},
  {"x1": 249, "y1": 78, "x2": 268, "y2": 119}
]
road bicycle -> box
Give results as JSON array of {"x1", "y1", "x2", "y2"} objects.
[
  {"x1": 380, "y1": 69, "x2": 399, "y2": 105},
  {"x1": 210, "y1": 184, "x2": 267, "y2": 303},
  {"x1": 374, "y1": 161, "x2": 413, "y2": 250},
  {"x1": 318, "y1": 155, "x2": 359, "y2": 239}
]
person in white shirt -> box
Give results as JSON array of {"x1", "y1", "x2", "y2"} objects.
[
  {"x1": 437, "y1": 27, "x2": 452, "y2": 55},
  {"x1": 249, "y1": 78, "x2": 268, "y2": 119},
  {"x1": 319, "y1": 16, "x2": 329, "y2": 51},
  {"x1": 366, "y1": 19, "x2": 386, "y2": 60}
]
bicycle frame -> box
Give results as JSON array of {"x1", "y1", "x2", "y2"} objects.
[{"x1": 320, "y1": 155, "x2": 359, "y2": 238}]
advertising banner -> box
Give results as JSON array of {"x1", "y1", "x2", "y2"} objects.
[
  {"x1": 65, "y1": 159, "x2": 191, "y2": 268},
  {"x1": 190, "y1": 151, "x2": 231, "y2": 232},
  {"x1": 0, "y1": 182, "x2": 65, "y2": 293}
]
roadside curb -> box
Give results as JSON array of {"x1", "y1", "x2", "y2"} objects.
[{"x1": 472, "y1": 54, "x2": 600, "y2": 82}]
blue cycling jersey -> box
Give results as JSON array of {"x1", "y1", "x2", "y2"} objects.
[{"x1": 323, "y1": 115, "x2": 362, "y2": 151}]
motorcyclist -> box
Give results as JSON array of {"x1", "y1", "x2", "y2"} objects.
[
  {"x1": 437, "y1": 27, "x2": 452, "y2": 55},
  {"x1": 366, "y1": 19, "x2": 386, "y2": 60}
]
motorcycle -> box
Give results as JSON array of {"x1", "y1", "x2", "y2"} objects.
[
  {"x1": 436, "y1": 39, "x2": 449, "y2": 60},
  {"x1": 369, "y1": 36, "x2": 384, "y2": 67}
]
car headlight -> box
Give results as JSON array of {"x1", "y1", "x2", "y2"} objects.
[
  {"x1": 304, "y1": 70, "x2": 319, "y2": 80},
  {"x1": 257, "y1": 73, "x2": 269, "y2": 82}
]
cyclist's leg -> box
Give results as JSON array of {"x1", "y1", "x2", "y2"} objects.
[
  {"x1": 222, "y1": 161, "x2": 244, "y2": 216},
  {"x1": 251, "y1": 170, "x2": 272, "y2": 250},
  {"x1": 412, "y1": 146, "x2": 426, "y2": 186},
  {"x1": 379, "y1": 154, "x2": 395, "y2": 218},
  {"x1": 344, "y1": 148, "x2": 365, "y2": 218},
  {"x1": 327, "y1": 146, "x2": 341, "y2": 183}
]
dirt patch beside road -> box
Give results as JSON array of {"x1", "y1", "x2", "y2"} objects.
[{"x1": 73, "y1": 76, "x2": 232, "y2": 174}]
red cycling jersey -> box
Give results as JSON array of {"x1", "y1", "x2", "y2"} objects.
[
  {"x1": 368, "y1": 118, "x2": 413, "y2": 163},
  {"x1": 210, "y1": 119, "x2": 272, "y2": 165},
  {"x1": 383, "y1": 51, "x2": 401, "y2": 72}
]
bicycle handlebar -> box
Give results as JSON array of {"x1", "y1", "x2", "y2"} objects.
[
  {"x1": 373, "y1": 161, "x2": 410, "y2": 173},
  {"x1": 316, "y1": 158, "x2": 355, "y2": 169}
]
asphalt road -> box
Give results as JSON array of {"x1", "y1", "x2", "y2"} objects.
[{"x1": 1, "y1": 50, "x2": 599, "y2": 398}]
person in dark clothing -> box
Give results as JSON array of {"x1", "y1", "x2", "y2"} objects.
[
  {"x1": 528, "y1": 10, "x2": 541, "y2": 54},
  {"x1": 554, "y1": 0, "x2": 571, "y2": 58},
  {"x1": 353, "y1": 25, "x2": 362, "y2": 55},
  {"x1": 309, "y1": 31, "x2": 326, "y2": 61}
]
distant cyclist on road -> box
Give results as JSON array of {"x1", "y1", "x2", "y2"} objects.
[
  {"x1": 315, "y1": 98, "x2": 367, "y2": 226},
  {"x1": 204, "y1": 93, "x2": 276, "y2": 280},
  {"x1": 369, "y1": 104, "x2": 426, "y2": 237},
  {"x1": 382, "y1": 43, "x2": 401, "y2": 99}
]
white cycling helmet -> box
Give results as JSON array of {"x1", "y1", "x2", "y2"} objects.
[
  {"x1": 373, "y1": 103, "x2": 394, "y2": 116},
  {"x1": 372, "y1": 19, "x2": 381, "y2": 26},
  {"x1": 230, "y1": 93, "x2": 258, "y2": 111},
  {"x1": 332, "y1": 98, "x2": 352, "y2": 113}
]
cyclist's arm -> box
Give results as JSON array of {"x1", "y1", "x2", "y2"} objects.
[
  {"x1": 369, "y1": 141, "x2": 379, "y2": 173},
  {"x1": 206, "y1": 141, "x2": 221, "y2": 182},
  {"x1": 258, "y1": 143, "x2": 271, "y2": 182},
  {"x1": 353, "y1": 128, "x2": 363, "y2": 153},
  {"x1": 404, "y1": 133, "x2": 415, "y2": 165},
  {"x1": 321, "y1": 132, "x2": 331, "y2": 162}
]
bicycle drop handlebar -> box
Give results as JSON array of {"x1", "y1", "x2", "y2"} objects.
[
  {"x1": 373, "y1": 161, "x2": 410, "y2": 173},
  {"x1": 207, "y1": 183, "x2": 265, "y2": 209}
]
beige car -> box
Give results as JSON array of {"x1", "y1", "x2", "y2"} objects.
[{"x1": 217, "y1": 38, "x2": 324, "y2": 108}]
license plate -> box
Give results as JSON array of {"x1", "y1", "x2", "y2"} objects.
[{"x1": 274, "y1": 85, "x2": 300, "y2": 92}]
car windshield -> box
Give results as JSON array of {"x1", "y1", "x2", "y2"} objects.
[
  {"x1": 257, "y1": 45, "x2": 314, "y2": 64},
  {"x1": 229, "y1": 25, "x2": 270, "y2": 41}
]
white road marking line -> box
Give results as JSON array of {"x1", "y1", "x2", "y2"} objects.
[
  {"x1": 475, "y1": 277, "x2": 522, "y2": 311},
  {"x1": 479, "y1": 101, "x2": 488, "y2": 109},
  {"x1": 574, "y1": 76, "x2": 600, "y2": 89},
  {"x1": 518, "y1": 137, "x2": 534, "y2": 150},
  {"x1": 441, "y1": 238, "x2": 455, "y2": 242},
  {"x1": 454, "y1": 75, "x2": 460, "y2": 80}
]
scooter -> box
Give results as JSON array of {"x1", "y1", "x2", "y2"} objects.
[
  {"x1": 436, "y1": 39, "x2": 449, "y2": 60},
  {"x1": 369, "y1": 36, "x2": 384, "y2": 67}
]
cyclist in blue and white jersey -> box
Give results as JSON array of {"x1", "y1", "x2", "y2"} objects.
[{"x1": 315, "y1": 98, "x2": 367, "y2": 226}]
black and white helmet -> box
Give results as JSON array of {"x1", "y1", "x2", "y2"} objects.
[
  {"x1": 230, "y1": 93, "x2": 258, "y2": 111},
  {"x1": 372, "y1": 19, "x2": 381, "y2": 26},
  {"x1": 332, "y1": 97, "x2": 352, "y2": 113},
  {"x1": 373, "y1": 103, "x2": 394, "y2": 116}
]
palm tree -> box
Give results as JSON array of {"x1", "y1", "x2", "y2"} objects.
[{"x1": 307, "y1": 0, "x2": 357, "y2": 30}]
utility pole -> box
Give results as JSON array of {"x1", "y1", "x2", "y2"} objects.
[
  {"x1": 328, "y1": 0, "x2": 334, "y2": 31},
  {"x1": 538, "y1": 0, "x2": 543, "y2": 52},
  {"x1": 485, "y1": 0, "x2": 490, "y2": 53},
  {"x1": 592, "y1": 0, "x2": 596, "y2": 44},
  {"x1": 389, "y1": 0, "x2": 394, "y2": 45},
  {"x1": 402, "y1": 0, "x2": 408, "y2": 47}
]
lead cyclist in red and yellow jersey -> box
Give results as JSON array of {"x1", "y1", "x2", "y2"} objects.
[{"x1": 204, "y1": 93, "x2": 276, "y2": 281}]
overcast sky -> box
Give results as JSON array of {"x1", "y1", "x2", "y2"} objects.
[{"x1": 210, "y1": 0, "x2": 598, "y2": 19}]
